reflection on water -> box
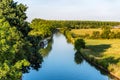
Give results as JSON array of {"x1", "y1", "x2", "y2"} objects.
[
  {"x1": 40, "y1": 38, "x2": 53, "y2": 58},
  {"x1": 22, "y1": 52, "x2": 43, "y2": 73},
  {"x1": 23, "y1": 33, "x2": 113, "y2": 80},
  {"x1": 74, "y1": 51, "x2": 83, "y2": 64}
]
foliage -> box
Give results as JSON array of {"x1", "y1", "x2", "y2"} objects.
[
  {"x1": 0, "y1": 17, "x2": 32, "y2": 79},
  {"x1": 101, "y1": 26, "x2": 111, "y2": 39},
  {"x1": 64, "y1": 30, "x2": 74, "y2": 43},
  {"x1": 91, "y1": 31, "x2": 100, "y2": 39},
  {"x1": 48, "y1": 20, "x2": 120, "y2": 29},
  {"x1": 30, "y1": 19, "x2": 56, "y2": 38},
  {"x1": 0, "y1": 0, "x2": 30, "y2": 37},
  {"x1": 74, "y1": 39, "x2": 85, "y2": 51},
  {"x1": 0, "y1": 0, "x2": 43, "y2": 80}
]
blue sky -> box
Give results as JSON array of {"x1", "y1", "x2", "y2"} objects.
[{"x1": 14, "y1": 0, "x2": 120, "y2": 22}]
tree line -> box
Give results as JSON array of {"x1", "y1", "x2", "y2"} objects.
[
  {"x1": 0, "y1": 0, "x2": 42, "y2": 80},
  {"x1": 45, "y1": 20, "x2": 120, "y2": 29},
  {"x1": 30, "y1": 19, "x2": 120, "y2": 31},
  {"x1": 30, "y1": 19, "x2": 120, "y2": 39}
]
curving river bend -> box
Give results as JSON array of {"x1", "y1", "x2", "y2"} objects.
[{"x1": 23, "y1": 33, "x2": 113, "y2": 80}]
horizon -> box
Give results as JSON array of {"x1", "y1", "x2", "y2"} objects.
[
  {"x1": 14, "y1": 0, "x2": 120, "y2": 22},
  {"x1": 31, "y1": 18, "x2": 120, "y2": 22}
]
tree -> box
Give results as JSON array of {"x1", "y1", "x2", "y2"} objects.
[
  {"x1": 0, "y1": 0, "x2": 43, "y2": 79},
  {"x1": 74, "y1": 39, "x2": 85, "y2": 51},
  {"x1": 101, "y1": 26, "x2": 111, "y2": 39},
  {"x1": 0, "y1": 0, "x2": 30, "y2": 37},
  {"x1": 91, "y1": 31, "x2": 100, "y2": 39},
  {"x1": 0, "y1": 17, "x2": 31, "y2": 80},
  {"x1": 30, "y1": 19, "x2": 56, "y2": 38}
]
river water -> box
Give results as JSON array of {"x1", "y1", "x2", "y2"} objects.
[{"x1": 23, "y1": 33, "x2": 113, "y2": 80}]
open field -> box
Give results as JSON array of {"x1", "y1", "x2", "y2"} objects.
[
  {"x1": 85, "y1": 39, "x2": 120, "y2": 58},
  {"x1": 71, "y1": 29, "x2": 102, "y2": 36},
  {"x1": 68, "y1": 29, "x2": 120, "y2": 78},
  {"x1": 71, "y1": 29, "x2": 120, "y2": 36},
  {"x1": 81, "y1": 39, "x2": 120, "y2": 78}
]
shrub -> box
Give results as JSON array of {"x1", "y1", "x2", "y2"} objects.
[
  {"x1": 74, "y1": 39, "x2": 85, "y2": 51},
  {"x1": 91, "y1": 31, "x2": 100, "y2": 39}
]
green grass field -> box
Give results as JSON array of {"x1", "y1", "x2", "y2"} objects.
[
  {"x1": 83, "y1": 39, "x2": 120, "y2": 77},
  {"x1": 70, "y1": 29, "x2": 120, "y2": 78},
  {"x1": 85, "y1": 39, "x2": 120, "y2": 57}
]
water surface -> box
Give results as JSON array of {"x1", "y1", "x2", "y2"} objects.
[{"x1": 23, "y1": 33, "x2": 112, "y2": 80}]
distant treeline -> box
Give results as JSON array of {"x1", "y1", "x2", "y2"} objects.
[
  {"x1": 30, "y1": 19, "x2": 120, "y2": 40},
  {"x1": 49, "y1": 20, "x2": 120, "y2": 29},
  {"x1": 31, "y1": 19, "x2": 120, "y2": 29}
]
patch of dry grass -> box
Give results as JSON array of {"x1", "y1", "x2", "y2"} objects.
[{"x1": 71, "y1": 29, "x2": 120, "y2": 36}]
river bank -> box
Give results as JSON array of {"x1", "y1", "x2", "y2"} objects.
[
  {"x1": 23, "y1": 33, "x2": 111, "y2": 80},
  {"x1": 80, "y1": 49, "x2": 120, "y2": 80},
  {"x1": 62, "y1": 29, "x2": 120, "y2": 80}
]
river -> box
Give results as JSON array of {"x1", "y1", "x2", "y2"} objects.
[{"x1": 22, "y1": 33, "x2": 113, "y2": 80}]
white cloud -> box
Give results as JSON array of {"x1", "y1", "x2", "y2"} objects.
[{"x1": 15, "y1": 0, "x2": 120, "y2": 21}]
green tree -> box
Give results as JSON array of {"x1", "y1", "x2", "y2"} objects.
[
  {"x1": 109, "y1": 32, "x2": 115, "y2": 39},
  {"x1": 91, "y1": 31, "x2": 100, "y2": 39},
  {"x1": 101, "y1": 26, "x2": 111, "y2": 39},
  {"x1": 74, "y1": 39, "x2": 85, "y2": 51},
  {"x1": 0, "y1": 17, "x2": 31, "y2": 80},
  {"x1": 0, "y1": 0, "x2": 43, "y2": 79},
  {"x1": 30, "y1": 19, "x2": 56, "y2": 38},
  {"x1": 0, "y1": 0, "x2": 30, "y2": 37}
]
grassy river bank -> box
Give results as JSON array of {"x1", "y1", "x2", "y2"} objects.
[{"x1": 62, "y1": 29, "x2": 120, "y2": 80}]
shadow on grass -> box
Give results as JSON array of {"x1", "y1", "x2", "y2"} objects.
[
  {"x1": 86, "y1": 44, "x2": 111, "y2": 56},
  {"x1": 86, "y1": 44, "x2": 120, "y2": 67},
  {"x1": 98, "y1": 56, "x2": 120, "y2": 69},
  {"x1": 85, "y1": 44, "x2": 120, "y2": 79}
]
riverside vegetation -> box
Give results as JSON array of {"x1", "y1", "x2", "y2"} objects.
[
  {"x1": 0, "y1": 0, "x2": 55, "y2": 80},
  {"x1": 62, "y1": 28, "x2": 120, "y2": 79},
  {"x1": 29, "y1": 18, "x2": 120, "y2": 79},
  {"x1": 1, "y1": 0, "x2": 120, "y2": 80}
]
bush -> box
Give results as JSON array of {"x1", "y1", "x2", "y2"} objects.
[
  {"x1": 74, "y1": 39, "x2": 85, "y2": 51},
  {"x1": 91, "y1": 31, "x2": 100, "y2": 39},
  {"x1": 101, "y1": 26, "x2": 111, "y2": 39}
]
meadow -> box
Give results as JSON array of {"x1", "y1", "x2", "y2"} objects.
[
  {"x1": 71, "y1": 28, "x2": 120, "y2": 36},
  {"x1": 70, "y1": 29, "x2": 120, "y2": 78}
]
